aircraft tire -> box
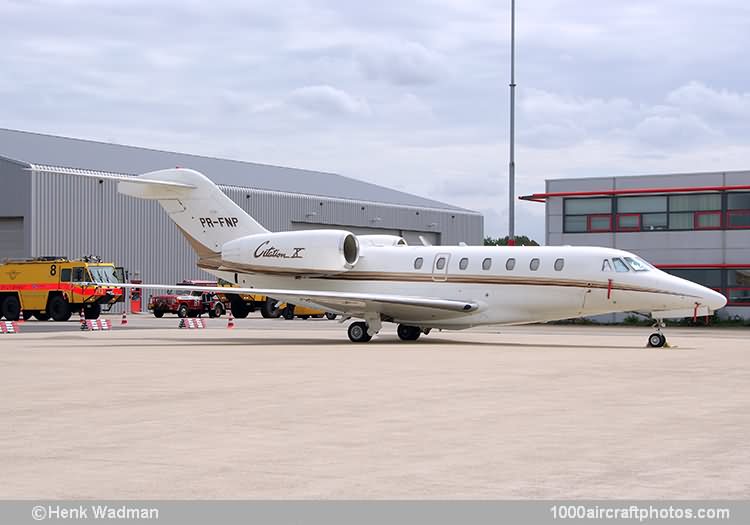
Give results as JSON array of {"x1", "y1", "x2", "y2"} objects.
[
  {"x1": 397, "y1": 324, "x2": 421, "y2": 341},
  {"x1": 348, "y1": 321, "x2": 372, "y2": 343},
  {"x1": 647, "y1": 332, "x2": 666, "y2": 348}
]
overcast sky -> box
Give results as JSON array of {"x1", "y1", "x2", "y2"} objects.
[{"x1": 2, "y1": 0, "x2": 750, "y2": 242}]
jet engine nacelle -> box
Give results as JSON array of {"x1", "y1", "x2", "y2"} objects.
[{"x1": 221, "y1": 230, "x2": 360, "y2": 274}]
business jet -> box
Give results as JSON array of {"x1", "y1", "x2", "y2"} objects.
[{"x1": 95, "y1": 168, "x2": 727, "y2": 346}]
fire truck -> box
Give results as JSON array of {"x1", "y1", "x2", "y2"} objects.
[
  {"x1": 0, "y1": 256, "x2": 125, "y2": 321},
  {"x1": 216, "y1": 279, "x2": 333, "y2": 320}
]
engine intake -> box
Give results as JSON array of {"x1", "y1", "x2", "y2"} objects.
[{"x1": 221, "y1": 230, "x2": 360, "y2": 274}]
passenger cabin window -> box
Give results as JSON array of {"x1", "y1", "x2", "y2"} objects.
[
  {"x1": 506, "y1": 258, "x2": 516, "y2": 271},
  {"x1": 554, "y1": 258, "x2": 564, "y2": 271},
  {"x1": 482, "y1": 258, "x2": 492, "y2": 271},
  {"x1": 602, "y1": 260, "x2": 612, "y2": 272},
  {"x1": 72, "y1": 267, "x2": 87, "y2": 282},
  {"x1": 624, "y1": 257, "x2": 649, "y2": 272},
  {"x1": 414, "y1": 257, "x2": 423, "y2": 270},
  {"x1": 459, "y1": 258, "x2": 469, "y2": 270},
  {"x1": 60, "y1": 268, "x2": 71, "y2": 282},
  {"x1": 436, "y1": 257, "x2": 446, "y2": 270},
  {"x1": 529, "y1": 258, "x2": 540, "y2": 271},
  {"x1": 612, "y1": 258, "x2": 630, "y2": 272}
]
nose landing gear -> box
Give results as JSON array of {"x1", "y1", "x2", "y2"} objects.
[{"x1": 647, "y1": 320, "x2": 667, "y2": 348}]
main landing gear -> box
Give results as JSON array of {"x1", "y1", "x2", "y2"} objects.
[
  {"x1": 346, "y1": 321, "x2": 429, "y2": 343},
  {"x1": 647, "y1": 319, "x2": 668, "y2": 348}
]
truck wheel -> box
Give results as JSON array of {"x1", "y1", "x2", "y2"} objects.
[
  {"x1": 325, "y1": 312, "x2": 337, "y2": 320},
  {"x1": 34, "y1": 312, "x2": 50, "y2": 321},
  {"x1": 84, "y1": 303, "x2": 101, "y2": 320},
  {"x1": 212, "y1": 303, "x2": 224, "y2": 318},
  {"x1": 1, "y1": 295, "x2": 21, "y2": 321},
  {"x1": 153, "y1": 310, "x2": 165, "y2": 318},
  {"x1": 262, "y1": 297, "x2": 283, "y2": 319},
  {"x1": 282, "y1": 306, "x2": 295, "y2": 320},
  {"x1": 48, "y1": 295, "x2": 72, "y2": 322},
  {"x1": 177, "y1": 304, "x2": 188, "y2": 318}
]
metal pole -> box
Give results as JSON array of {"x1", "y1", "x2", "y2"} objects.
[{"x1": 508, "y1": 0, "x2": 516, "y2": 243}]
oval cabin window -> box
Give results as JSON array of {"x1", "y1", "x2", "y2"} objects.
[
  {"x1": 506, "y1": 258, "x2": 516, "y2": 271},
  {"x1": 482, "y1": 258, "x2": 492, "y2": 270},
  {"x1": 530, "y1": 258, "x2": 540, "y2": 271},
  {"x1": 554, "y1": 258, "x2": 565, "y2": 271},
  {"x1": 436, "y1": 257, "x2": 446, "y2": 270},
  {"x1": 414, "y1": 257, "x2": 423, "y2": 270},
  {"x1": 459, "y1": 257, "x2": 469, "y2": 270}
]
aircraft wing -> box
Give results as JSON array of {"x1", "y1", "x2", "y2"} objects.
[{"x1": 106, "y1": 282, "x2": 479, "y2": 320}]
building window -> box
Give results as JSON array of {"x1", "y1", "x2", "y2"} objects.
[
  {"x1": 554, "y1": 258, "x2": 564, "y2": 271},
  {"x1": 726, "y1": 210, "x2": 750, "y2": 229},
  {"x1": 694, "y1": 211, "x2": 722, "y2": 229},
  {"x1": 618, "y1": 195, "x2": 667, "y2": 214},
  {"x1": 482, "y1": 258, "x2": 492, "y2": 271},
  {"x1": 436, "y1": 257, "x2": 446, "y2": 270},
  {"x1": 529, "y1": 258, "x2": 540, "y2": 271},
  {"x1": 616, "y1": 213, "x2": 640, "y2": 231},
  {"x1": 505, "y1": 258, "x2": 516, "y2": 271},
  {"x1": 414, "y1": 257, "x2": 423, "y2": 270},
  {"x1": 459, "y1": 257, "x2": 469, "y2": 270},
  {"x1": 587, "y1": 214, "x2": 612, "y2": 232},
  {"x1": 612, "y1": 258, "x2": 630, "y2": 272},
  {"x1": 564, "y1": 198, "x2": 612, "y2": 233},
  {"x1": 641, "y1": 213, "x2": 668, "y2": 230},
  {"x1": 728, "y1": 268, "x2": 750, "y2": 304}
]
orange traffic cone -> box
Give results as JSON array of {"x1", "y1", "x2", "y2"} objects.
[
  {"x1": 121, "y1": 312, "x2": 128, "y2": 326},
  {"x1": 79, "y1": 309, "x2": 86, "y2": 330},
  {"x1": 18, "y1": 308, "x2": 25, "y2": 324},
  {"x1": 227, "y1": 310, "x2": 235, "y2": 329}
]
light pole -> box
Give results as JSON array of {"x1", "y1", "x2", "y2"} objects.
[{"x1": 507, "y1": 0, "x2": 516, "y2": 245}]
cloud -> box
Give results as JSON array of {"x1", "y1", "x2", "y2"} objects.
[
  {"x1": 356, "y1": 41, "x2": 446, "y2": 86},
  {"x1": 283, "y1": 85, "x2": 371, "y2": 117}
]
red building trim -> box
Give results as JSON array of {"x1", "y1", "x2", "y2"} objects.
[
  {"x1": 519, "y1": 184, "x2": 750, "y2": 202},
  {"x1": 693, "y1": 210, "x2": 723, "y2": 230},
  {"x1": 615, "y1": 213, "x2": 641, "y2": 231}
]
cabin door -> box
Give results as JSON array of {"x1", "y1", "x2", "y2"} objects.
[{"x1": 432, "y1": 253, "x2": 451, "y2": 281}]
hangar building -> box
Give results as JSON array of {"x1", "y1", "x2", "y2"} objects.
[
  {"x1": 521, "y1": 171, "x2": 750, "y2": 319},
  {"x1": 0, "y1": 128, "x2": 482, "y2": 299}
]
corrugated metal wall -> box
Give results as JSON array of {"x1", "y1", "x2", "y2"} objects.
[{"x1": 29, "y1": 170, "x2": 482, "y2": 308}]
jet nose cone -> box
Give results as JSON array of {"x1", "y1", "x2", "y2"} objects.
[{"x1": 705, "y1": 288, "x2": 728, "y2": 311}]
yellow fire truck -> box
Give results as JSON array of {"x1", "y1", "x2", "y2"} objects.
[{"x1": 0, "y1": 256, "x2": 125, "y2": 321}]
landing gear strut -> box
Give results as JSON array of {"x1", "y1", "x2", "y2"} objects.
[{"x1": 647, "y1": 320, "x2": 667, "y2": 348}]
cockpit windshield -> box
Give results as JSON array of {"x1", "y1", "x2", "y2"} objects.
[
  {"x1": 624, "y1": 257, "x2": 650, "y2": 272},
  {"x1": 88, "y1": 266, "x2": 119, "y2": 283}
]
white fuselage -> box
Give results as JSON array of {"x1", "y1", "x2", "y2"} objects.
[{"x1": 209, "y1": 244, "x2": 726, "y2": 329}]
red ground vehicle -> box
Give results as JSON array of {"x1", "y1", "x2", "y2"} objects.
[{"x1": 148, "y1": 281, "x2": 225, "y2": 318}]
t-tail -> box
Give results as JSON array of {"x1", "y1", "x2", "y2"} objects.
[{"x1": 118, "y1": 168, "x2": 268, "y2": 267}]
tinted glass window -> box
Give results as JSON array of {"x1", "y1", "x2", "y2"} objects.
[
  {"x1": 617, "y1": 196, "x2": 666, "y2": 213},
  {"x1": 602, "y1": 259, "x2": 612, "y2": 272},
  {"x1": 669, "y1": 212, "x2": 693, "y2": 230},
  {"x1": 624, "y1": 257, "x2": 649, "y2": 272},
  {"x1": 665, "y1": 269, "x2": 723, "y2": 288},
  {"x1": 554, "y1": 258, "x2": 564, "y2": 271},
  {"x1": 564, "y1": 216, "x2": 587, "y2": 232},
  {"x1": 529, "y1": 258, "x2": 540, "y2": 271},
  {"x1": 482, "y1": 258, "x2": 492, "y2": 271},
  {"x1": 612, "y1": 258, "x2": 630, "y2": 272},
  {"x1": 436, "y1": 257, "x2": 446, "y2": 270},
  {"x1": 60, "y1": 268, "x2": 71, "y2": 282},
  {"x1": 696, "y1": 212, "x2": 721, "y2": 228},
  {"x1": 506, "y1": 258, "x2": 516, "y2": 271},
  {"x1": 414, "y1": 257, "x2": 423, "y2": 270},
  {"x1": 642, "y1": 213, "x2": 668, "y2": 230},
  {"x1": 459, "y1": 258, "x2": 469, "y2": 270},
  {"x1": 589, "y1": 215, "x2": 612, "y2": 231},
  {"x1": 727, "y1": 212, "x2": 750, "y2": 228},
  {"x1": 72, "y1": 267, "x2": 86, "y2": 282},
  {"x1": 617, "y1": 215, "x2": 639, "y2": 229},
  {"x1": 728, "y1": 268, "x2": 750, "y2": 287},
  {"x1": 565, "y1": 198, "x2": 611, "y2": 214},
  {"x1": 728, "y1": 192, "x2": 750, "y2": 210},
  {"x1": 669, "y1": 194, "x2": 720, "y2": 211}
]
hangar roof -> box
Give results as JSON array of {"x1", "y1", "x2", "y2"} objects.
[{"x1": 0, "y1": 128, "x2": 471, "y2": 212}]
